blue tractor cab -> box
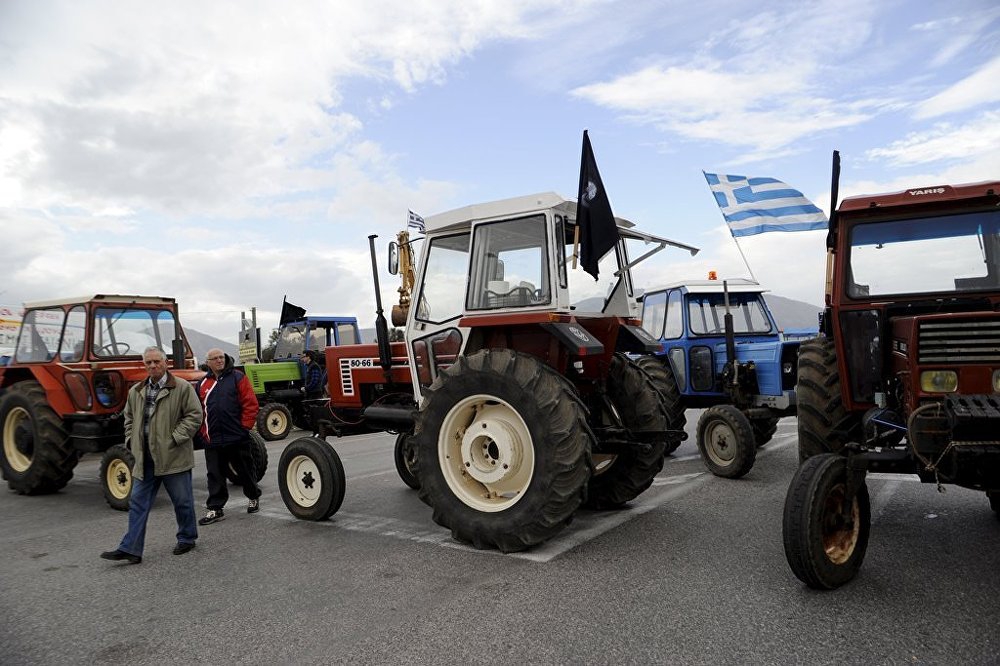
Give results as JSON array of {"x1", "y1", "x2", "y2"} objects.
[
  {"x1": 638, "y1": 278, "x2": 811, "y2": 478},
  {"x1": 272, "y1": 316, "x2": 360, "y2": 361}
]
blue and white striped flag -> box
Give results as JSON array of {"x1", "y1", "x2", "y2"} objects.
[
  {"x1": 407, "y1": 209, "x2": 425, "y2": 233},
  {"x1": 703, "y1": 173, "x2": 827, "y2": 237}
]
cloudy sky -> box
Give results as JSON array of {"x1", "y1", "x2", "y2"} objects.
[{"x1": 1, "y1": 0, "x2": 998, "y2": 341}]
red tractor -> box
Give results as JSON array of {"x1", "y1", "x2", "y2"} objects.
[
  {"x1": 0, "y1": 295, "x2": 205, "y2": 509},
  {"x1": 783, "y1": 174, "x2": 1000, "y2": 589},
  {"x1": 276, "y1": 192, "x2": 700, "y2": 551}
]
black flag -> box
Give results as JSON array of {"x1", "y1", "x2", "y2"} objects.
[
  {"x1": 576, "y1": 130, "x2": 620, "y2": 280},
  {"x1": 278, "y1": 296, "x2": 307, "y2": 326}
]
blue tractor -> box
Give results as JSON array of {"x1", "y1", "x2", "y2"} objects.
[{"x1": 637, "y1": 278, "x2": 809, "y2": 478}]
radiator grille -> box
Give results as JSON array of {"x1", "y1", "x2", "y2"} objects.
[{"x1": 918, "y1": 319, "x2": 1000, "y2": 363}]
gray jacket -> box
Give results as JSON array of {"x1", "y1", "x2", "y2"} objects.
[{"x1": 123, "y1": 372, "x2": 203, "y2": 479}]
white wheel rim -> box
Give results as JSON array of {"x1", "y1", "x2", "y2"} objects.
[
  {"x1": 438, "y1": 394, "x2": 534, "y2": 513},
  {"x1": 285, "y1": 454, "x2": 321, "y2": 507},
  {"x1": 704, "y1": 420, "x2": 737, "y2": 466},
  {"x1": 267, "y1": 410, "x2": 289, "y2": 435},
  {"x1": 3, "y1": 407, "x2": 32, "y2": 472},
  {"x1": 106, "y1": 458, "x2": 132, "y2": 500}
]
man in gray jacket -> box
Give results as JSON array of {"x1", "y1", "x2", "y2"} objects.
[{"x1": 101, "y1": 346, "x2": 203, "y2": 564}]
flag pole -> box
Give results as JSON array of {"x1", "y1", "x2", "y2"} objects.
[
  {"x1": 571, "y1": 129, "x2": 588, "y2": 270},
  {"x1": 731, "y1": 235, "x2": 758, "y2": 283},
  {"x1": 571, "y1": 226, "x2": 580, "y2": 269}
]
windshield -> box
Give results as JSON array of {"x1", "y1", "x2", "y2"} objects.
[
  {"x1": 93, "y1": 307, "x2": 181, "y2": 358},
  {"x1": 467, "y1": 215, "x2": 551, "y2": 310},
  {"x1": 416, "y1": 232, "x2": 470, "y2": 323},
  {"x1": 687, "y1": 293, "x2": 773, "y2": 335},
  {"x1": 848, "y1": 210, "x2": 1000, "y2": 297}
]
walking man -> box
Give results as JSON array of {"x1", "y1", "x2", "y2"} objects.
[
  {"x1": 197, "y1": 348, "x2": 261, "y2": 525},
  {"x1": 101, "y1": 346, "x2": 203, "y2": 564}
]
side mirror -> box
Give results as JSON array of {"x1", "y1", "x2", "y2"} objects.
[{"x1": 388, "y1": 242, "x2": 399, "y2": 275}]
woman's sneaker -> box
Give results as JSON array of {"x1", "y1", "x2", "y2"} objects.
[
  {"x1": 247, "y1": 499, "x2": 260, "y2": 514},
  {"x1": 198, "y1": 509, "x2": 225, "y2": 525}
]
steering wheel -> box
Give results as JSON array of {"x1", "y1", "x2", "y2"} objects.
[{"x1": 98, "y1": 342, "x2": 132, "y2": 356}]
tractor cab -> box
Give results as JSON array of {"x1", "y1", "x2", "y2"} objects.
[
  {"x1": 272, "y1": 316, "x2": 360, "y2": 362},
  {"x1": 403, "y1": 192, "x2": 697, "y2": 399}
]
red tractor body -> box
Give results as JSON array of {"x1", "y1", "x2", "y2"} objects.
[
  {"x1": 784, "y1": 175, "x2": 1000, "y2": 589},
  {"x1": 0, "y1": 295, "x2": 203, "y2": 508}
]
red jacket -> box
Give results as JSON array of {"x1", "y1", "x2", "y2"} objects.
[{"x1": 197, "y1": 355, "x2": 258, "y2": 447}]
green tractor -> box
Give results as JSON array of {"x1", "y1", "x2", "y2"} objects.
[{"x1": 243, "y1": 310, "x2": 360, "y2": 441}]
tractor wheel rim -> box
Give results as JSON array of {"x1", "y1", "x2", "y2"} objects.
[
  {"x1": 438, "y1": 394, "x2": 534, "y2": 513},
  {"x1": 821, "y1": 483, "x2": 860, "y2": 564},
  {"x1": 106, "y1": 459, "x2": 132, "y2": 500},
  {"x1": 3, "y1": 407, "x2": 32, "y2": 472},
  {"x1": 286, "y1": 454, "x2": 321, "y2": 507},
  {"x1": 268, "y1": 411, "x2": 288, "y2": 435},
  {"x1": 704, "y1": 421, "x2": 737, "y2": 465}
]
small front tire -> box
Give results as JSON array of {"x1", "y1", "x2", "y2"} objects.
[
  {"x1": 226, "y1": 430, "x2": 269, "y2": 484},
  {"x1": 783, "y1": 453, "x2": 871, "y2": 590},
  {"x1": 256, "y1": 402, "x2": 293, "y2": 441},
  {"x1": 99, "y1": 444, "x2": 135, "y2": 511},
  {"x1": 394, "y1": 433, "x2": 419, "y2": 490},
  {"x1": 751, "y1": 416, "x2": 779, "y2": 447},
  {"x1": 278, "y1": 437, "x2": 345, "y2": 521},
  {"x1": 696, "y1": 405, "x2": 756, "y2": 479}
]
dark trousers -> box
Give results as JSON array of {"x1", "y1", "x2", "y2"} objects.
[{"x1": 205, "y1": 444, "x2": 261, "y2": 510}]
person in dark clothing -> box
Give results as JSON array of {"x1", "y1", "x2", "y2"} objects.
[
  {"x1": 196, "y1": 349, "x2": 261, "y2": 525},
  {"x1": 299, "y1": 349, "x2": 324, "y2": 399}
]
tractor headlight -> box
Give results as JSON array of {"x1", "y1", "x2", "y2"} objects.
[
  {"x1": 993, "y1": 369, "x2": 1000, "y2": 393},
  {"x1": 920, "y1": 370, "x2": 958, "y2": 393}
]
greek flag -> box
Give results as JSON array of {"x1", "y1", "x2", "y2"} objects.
[
  {"x1": 704, "y1": 173, "x2": 827, "y2": 237},
  {"x1": 407, "y1": 209, "x2": 425, "y2": 233}
]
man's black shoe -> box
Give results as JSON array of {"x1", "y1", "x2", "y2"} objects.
[
  {"x1": 173, "y1": 542, "x2": 196, "y2": 555},
  {"x1": 198, "y1": 509, "x2": 225, "y2": 525},
  {"x1": 100, "y1": 549, "x2": 141, "y2": 564}
]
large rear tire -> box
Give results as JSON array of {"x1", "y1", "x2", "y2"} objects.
[
  {"x1": 0, "y1": 381, "x2": 77, "y2": 494},
  {"x1": 278, "y1": 437, "x2": 345, "y2": 520},
  {"x1": 796, "y1": 337, "x2": 856, "y2": 462},
  {"x1": 394, "y1": 432, "x2": 419, "y2": 490},
  {"x1": 413, "y1": 349, "x2": 592, "y2": 552},
  {"x1": 783, "y1": 453, "x2": 871, "y2": 590},
  {"x1": 585, "y1": 354, "x2": 669, "y2": 509},
  {"x1": 635, "y1": 355, "x2": 687, "y2": 455},
  {"x1": 696, "y1": 405, "x2": 756, "y2": 479},
  {"x1": 100, "y1": 444, "x2": 135, "y2": 511},
  {"x1": 256, "y1": 402, "x2": 292, "y2": 441}
]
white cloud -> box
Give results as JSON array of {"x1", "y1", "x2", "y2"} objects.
[
  {"x1": 569, "y1": 1, "x2": 886, "y2": 156},
  {"x1": 0, "y1": 0, "x2": 575, "y2": 220},
  {"x1": 865, "y1": 111, "x2": 1000, "y2": 166},
  {"x1": 914, "y1": 55, "x2": 1000, "y2": 119}
]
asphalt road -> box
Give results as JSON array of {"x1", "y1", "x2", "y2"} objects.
[{"x1": 2, "y1": 417, "x2": 999, "y2": 665}]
